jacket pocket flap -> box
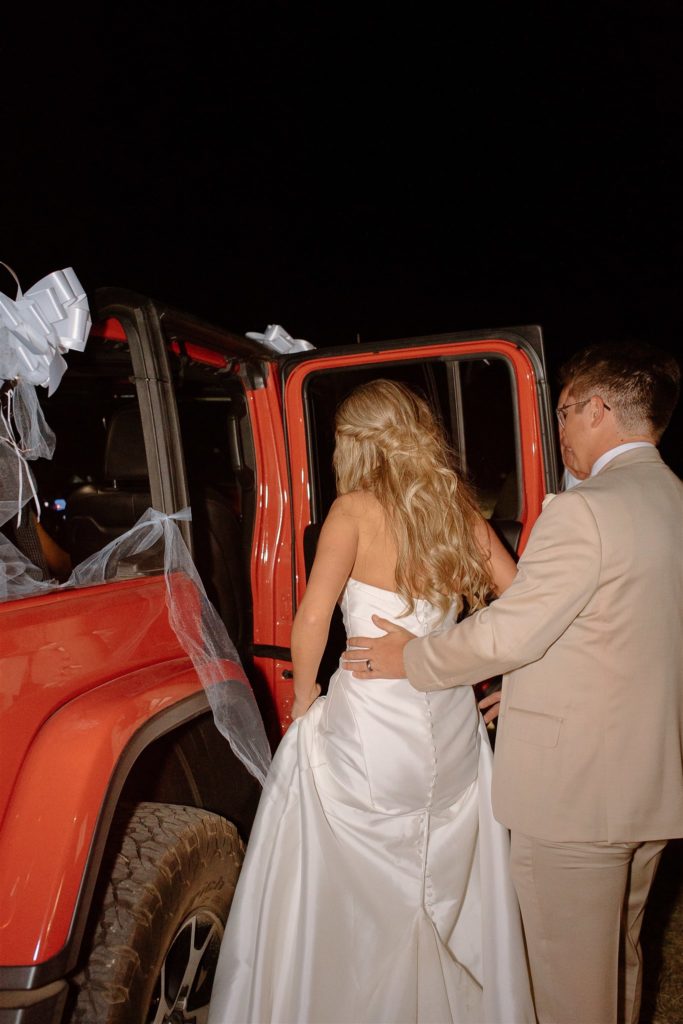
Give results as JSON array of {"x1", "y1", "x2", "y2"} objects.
[{"x1": 507, "y1": 707, "x2": 563, "y2": 748}]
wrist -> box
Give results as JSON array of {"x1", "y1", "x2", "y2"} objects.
[{"x1": 294, "y1": 682, "x2": 320, "y2": 703}]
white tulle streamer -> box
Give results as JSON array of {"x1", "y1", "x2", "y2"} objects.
[
  {"x1": 0, "y1": 266, "x2": 91, "y2": 394},
  {"x1": 0, "y1": 508, "x2": 272, "y2": 786},
  {"x1": 0, "y1": 379, "x2": 56, "y2": 527}
]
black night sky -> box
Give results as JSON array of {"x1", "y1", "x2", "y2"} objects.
[{"x1": 5, "y1": 1, "x2": 683, "y2": 468}]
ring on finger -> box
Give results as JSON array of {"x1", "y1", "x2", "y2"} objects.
[{"x1": 367, "y1": 659, "x2": 373, "y2": 672}]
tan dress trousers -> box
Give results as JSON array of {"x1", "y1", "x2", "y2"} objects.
[{"x1": 509, "y1": 832, "x2": 667, "y2": 1024}]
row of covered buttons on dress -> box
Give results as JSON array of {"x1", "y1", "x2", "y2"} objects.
[{"x1": 421, "y1": 689, "x2": 439, "y2": 914}]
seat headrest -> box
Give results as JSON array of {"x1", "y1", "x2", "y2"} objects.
[{"x1": 104, "y1": 406, "x2": 148, "y2": 481}]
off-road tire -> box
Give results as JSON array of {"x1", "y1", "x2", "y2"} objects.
[{"x1": 70, "y1": 802, "x2": 243, "y2": 1024}]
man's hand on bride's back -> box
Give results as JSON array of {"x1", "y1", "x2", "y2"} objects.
[{"x1": 343, "y1": 616, "x2": 415, "y2": 679}]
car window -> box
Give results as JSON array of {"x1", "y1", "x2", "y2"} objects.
[
  {"x1": 166, "y1": 344, "x2": 257, "y2": 650},
  {"x1": 458, "y1": 356, "x2": 519, "y2": 520},
  {"x1": 27, "y1": 331, "x2": 152, "y2": 569},
  {"x1": 302, "y1": 354, "x2": 519, "y2": 524}
]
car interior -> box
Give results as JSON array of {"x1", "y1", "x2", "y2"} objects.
[
  {"x1": 2, "y1": 328, "x2": 257, "y2": 659},
  {"x1": 299, "y1": 354, "x2": 522, "y2": 690}
]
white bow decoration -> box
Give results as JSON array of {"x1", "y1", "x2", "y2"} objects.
[
  {"x1": 0, "y1": 265, "x2": 91, "y2": 527},
  {"x1": 0, "y1": 265, "x2": 91, "y2": 395},
  {"x1": 245, "y1": 323, "x2": 314, "y2": 355}
]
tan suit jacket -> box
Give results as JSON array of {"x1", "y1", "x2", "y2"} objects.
[{"x1": 405, "y1": 447, "x2": 683, "y2": 842}]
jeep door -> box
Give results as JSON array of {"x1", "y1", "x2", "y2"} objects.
[{"x1": 277, "y1": 326, "x2": 559, "y2": 717}]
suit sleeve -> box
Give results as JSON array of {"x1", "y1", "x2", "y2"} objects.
[{"x1": 405, "y1": 491, "x2": 602, "y2": 691}]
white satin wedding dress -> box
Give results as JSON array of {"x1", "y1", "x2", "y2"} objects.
[{"x1": 208, "y1": 579, "x2": 534, "y2": 1024}]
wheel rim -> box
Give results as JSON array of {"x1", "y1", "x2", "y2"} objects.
[{"x1": 146, "y1": 909, "x2": 224, "y2": 1024}]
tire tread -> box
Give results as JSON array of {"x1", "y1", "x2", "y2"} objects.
[{"x1": 70, "y1": 802, "x2": 243, "y2": 1023}]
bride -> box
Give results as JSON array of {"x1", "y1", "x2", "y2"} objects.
[{"x1": 208, "y1": 380, "x2": 535, "y2": 1024}]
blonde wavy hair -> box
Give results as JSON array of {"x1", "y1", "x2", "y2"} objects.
[{"x1": 333, "y1": 379, "x2": 494, "y2": 617}]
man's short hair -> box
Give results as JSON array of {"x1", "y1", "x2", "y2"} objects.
[{"x1": 559, "y1": 342, "x2": 681, "y2": 440}]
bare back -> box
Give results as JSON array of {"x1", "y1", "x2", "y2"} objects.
[
  {"x1": 336, "y1": 489, "x2": 514, "y2": 599},
  {"x1": 346, "y1": 490, "x2": 400, "y2": 592},
  {"x1": 290, "y1": 486, "x2": 516, "y2": 717}
]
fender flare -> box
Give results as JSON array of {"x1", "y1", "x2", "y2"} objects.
[{"x1": 0, "y1": 658, "x2": 208, "y2": 990}]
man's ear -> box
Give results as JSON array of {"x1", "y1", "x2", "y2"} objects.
[{"x1": 589, "y1": 395, "x2": 607, "y2": 426}]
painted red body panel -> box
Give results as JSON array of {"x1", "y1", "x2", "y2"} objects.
[
  {"x1": 0, "y1": 572, "x2": 251, "y2": 967},
  {"x1": 247, "y1": 374, "x2": 292, "y2": 650},
  {"x1": 0, "y1": 577, "x2": 184, "y2": 834},
  {"x1": 247, "y1": 371, "x2": 297, "y2": 730},
  {"x1": 0, "y1": 657, "x2": 202, "y2": 965}
]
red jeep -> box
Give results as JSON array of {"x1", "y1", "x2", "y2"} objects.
[{"x1": 0, "y1": 288, "x2": 558, "y2": 1023}]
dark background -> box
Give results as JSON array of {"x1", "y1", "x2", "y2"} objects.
[
  {"x1": 3, "y1": 8, "x2": 682, "y2": 1007},
  {"x1": 5, "y1": 1, "x2": 683, "y2": 470}
]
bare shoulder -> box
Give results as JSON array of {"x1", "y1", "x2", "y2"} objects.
[
  {"x1": 473, "y1": 514, "x2": 491, "y2": 552},
  {"x1": 330, "y1": 490, "x2": 383, "y2": 520},
  {"x1": 474, "y1": 514, "x2": 506, "y2": 559}
]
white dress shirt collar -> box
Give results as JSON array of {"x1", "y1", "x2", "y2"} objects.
[
  {"x1": 590, "y1": 442, "x2": 655, "y2": 477},
  {"x1": 562, "y1": 468, "x2": 584, "y2": 490}
]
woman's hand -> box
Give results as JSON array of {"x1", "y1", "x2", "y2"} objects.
[
  {"x1": 478, "y1": 688, "x2": 502, "y2": 724},
  {"x1": 291, "y1": 683, "x2": 321, "y2": 721}
]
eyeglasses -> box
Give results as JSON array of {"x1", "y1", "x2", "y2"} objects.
[{"x1": 555, "y1": 397, "x2": 611, "y2": 427}]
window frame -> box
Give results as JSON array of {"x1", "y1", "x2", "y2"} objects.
[{"x1": 282, "y1": 328, "x2": 558, "y2": 612}]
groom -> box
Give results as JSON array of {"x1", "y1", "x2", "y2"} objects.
[{"x1": 343, "y1": 342, "x2": 683, "y2": 1024}]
